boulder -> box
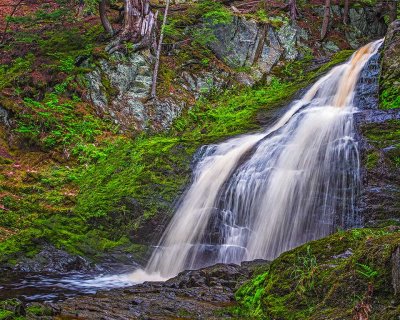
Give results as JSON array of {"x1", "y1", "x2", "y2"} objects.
[
  {"x1": 0, "y1": 105, "x2": 10, "y2": 127},
  {"x1": 14, "y1": 245, "x2": 92, "y2": 273},
  {"x1": 208, "y1": 16, "x2": 286, "y2": 81},
  {"x1": 85, "y1": 50, "x2": 154, "y2": 131}
]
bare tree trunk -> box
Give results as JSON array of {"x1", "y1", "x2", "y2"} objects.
[
  {"x1": 343, "y1": 0, "x2": 349, "y2": 24},
  {"x1": 288, "y1": 0, "x2": 299, "y2": 21},
  {"x1": 388, "y1": 0, "x2": 397, "y2": 23},
  {"x1": 99, "y1": 0, "x2": 114, "y2": 36},
  {"x1": 107, "y1": 0, "x2": 157, "y2": 53},
  {"x1": 321, "y1": 0, "x2": 331, "y2": 40},
  {"x1": 121, "y1": 0, "x2": 156, "y2": 44},
  {"x1": 151, "y1": 0, "x2": 170, "y2": 99}
]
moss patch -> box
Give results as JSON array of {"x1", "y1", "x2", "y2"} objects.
[
  {"x1": 361, "y1": 120, "x2": 400, "y2": 169},
  {"x1": 234, "y1": 228, "x2": 400, "y2": 319}
]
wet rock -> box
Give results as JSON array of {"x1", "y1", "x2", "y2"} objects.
[
  {"x1": 354, "y1": 22, "x2": 400, "y2": 227},
  {"x1": 38, "y1": 261, "x2": 269, "y2": 319},
  {"x1": 14, "y1": 245, "x2": 92, "y2": 273},
  {"x1": 0, "y1": 299, "x2": 25, "y2": 317},
  {"x1": 356, "y1": 109, "x2": 400, "y2": 124},
  {"x1": 353, "y1": 46, "x2": 382, "y2": 111}
]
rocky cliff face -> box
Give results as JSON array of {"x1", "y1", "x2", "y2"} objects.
[
  {"x1": 85, "y1": 4, "x2": 387, "y2": 132},
  {"x1": 355, "y1": 20, "x2": 400, "y2": 227}
]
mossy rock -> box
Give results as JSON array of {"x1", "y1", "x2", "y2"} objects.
[
  {"x1": 380, "y1": 20, "x2": 400, "y2": 110},
  {"x1": 235, "y1": 228, "x2": 400, "y2": 319}
]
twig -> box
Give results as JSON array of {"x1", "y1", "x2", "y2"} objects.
[
  {"x1": 151, "y1": 0, "x2": 170, "y2": 99},
  {"x1": 1, "y1": 0, "x2": 25, "y2": 44}
]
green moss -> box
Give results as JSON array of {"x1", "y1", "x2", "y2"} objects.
[
  {"x1": 380, "y1": 87, "x2": 400, "y2": 110},
  {"x1": 235, "y1": 228, "x2": 400, "y2": 319},
  {"x1": 0, "y1": 310, "x2": 14, "y2": 320},
  {"x1": 0, "y1": 299, "x2": 25, "y2": 320},
  {"x1": 365, "y1": 151, "x2": 379, "y2": 169},
  {"x1": 362, "y1": 120, "x2": 400, "y2": 168},
  {"x1": 0, "y1": 54, "x2": 34, "y2": 91},
  {"x1": 26, "y1": 304, "x2": 53, "y2": 317}
]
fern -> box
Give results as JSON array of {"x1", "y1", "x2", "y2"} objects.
[{"x1": 356, "y1": 263, "x2": 379, "y2": 280}]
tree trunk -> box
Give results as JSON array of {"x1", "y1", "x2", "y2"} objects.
[
  {"x1": 107, "y1": 0, "x2": 157, "y2": 53},
  {"x1": 151, "y1": 0, "x2": 170, "y2": 99},
  {"x1": 288, "y1": 0, "x2": 299, "y2": 21},
  {"x1": 121, "y1": 0, "x2": 156, "y2": 44},
  {"x1": 343, "y1": 0, "x2": 349, "y2": 24},
  {"x1": 321, "y1": 0, "x2": 331, "y2": 40},
  {"x1": 99, "y1": 0, "x2": 114, "y2": 36}
]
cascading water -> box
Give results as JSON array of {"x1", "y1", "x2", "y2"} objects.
[{"x1": 131, "y1": 39, "x2": 383, "y2": 281}]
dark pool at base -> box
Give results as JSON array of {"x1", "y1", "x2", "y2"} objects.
[{"x1": 0, "y1": 266, "x2": 138, "y2": 302}]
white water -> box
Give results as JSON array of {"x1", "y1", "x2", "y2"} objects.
[{"x1": 130, "y1": 39, "x2": 383, "y2": 281}]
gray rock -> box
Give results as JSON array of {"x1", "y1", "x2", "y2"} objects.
[
  {"x1": 346, "y1": 7, "x2": 387, "y2": 48},
  {"x1": 86, "y1": 69, "x2": 108, "y2": 113},
  {"x1": 145, "y1": 98, "x2": 185, "y2": 132},
  {"x1": 0, "y1": 105, "x2": 10, "y2": 127},
  {"x1": 40, "y1": 261, "x2": 270, "y2": 319},
  {"x1": 85, "y1": 50, "x2": 154, "y2": 131},
  {"x1": 333, "y1": 249, "x2": 353, "y2": 259},
  {"x1": 312, "y1": 5, "x2": 386, "y2": 49},
  {"x1": 235, "y1": 72, "x2": 255, "y2": 86},
  {"x1": 322, "y1": 41, "x2": 340, "y2": 53},
  {"x1": 14, "y1": 245, "x2": 92, "y2": 273},
  {"x1": 277, "y1": 23, "x2": 298, "y2": 60},
  {"x1": 208, "y1": 17, "x2": 284, "y2": 81},
  {"x1": 354, "y1": 25, "x2": 400, "y2": 227}
]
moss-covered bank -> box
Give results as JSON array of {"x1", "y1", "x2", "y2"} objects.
[{"x1": 234, "y1": 228, "x2": 400, "y2": 319}]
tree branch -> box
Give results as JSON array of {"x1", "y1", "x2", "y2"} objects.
[{"x1": 0, "y1": 0, "x2": 24, "y2": 44}]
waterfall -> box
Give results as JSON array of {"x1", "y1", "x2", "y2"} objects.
[{"x1": 131, "y1": 39, "x2": 383, "y2": 281}]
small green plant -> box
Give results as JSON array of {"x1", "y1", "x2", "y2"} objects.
[
  {"x1": 356, "y1": 263, "x2": 379, "y2": 281},
  {"x1": 235, "y1": 272, "x2": 268, "y2": 317},
  {"x1": 58, "y1": 56, "x2": 75, "y2": 72},
  {"x1": 124, "y1": 42, "x2": 134, "y2": 53},
  {"x1": 291, "y1": 245, "x2": 318, "y2": 294},
  {"x1": 255, "y1": 9, "x2": 269, "y2": 23}
]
